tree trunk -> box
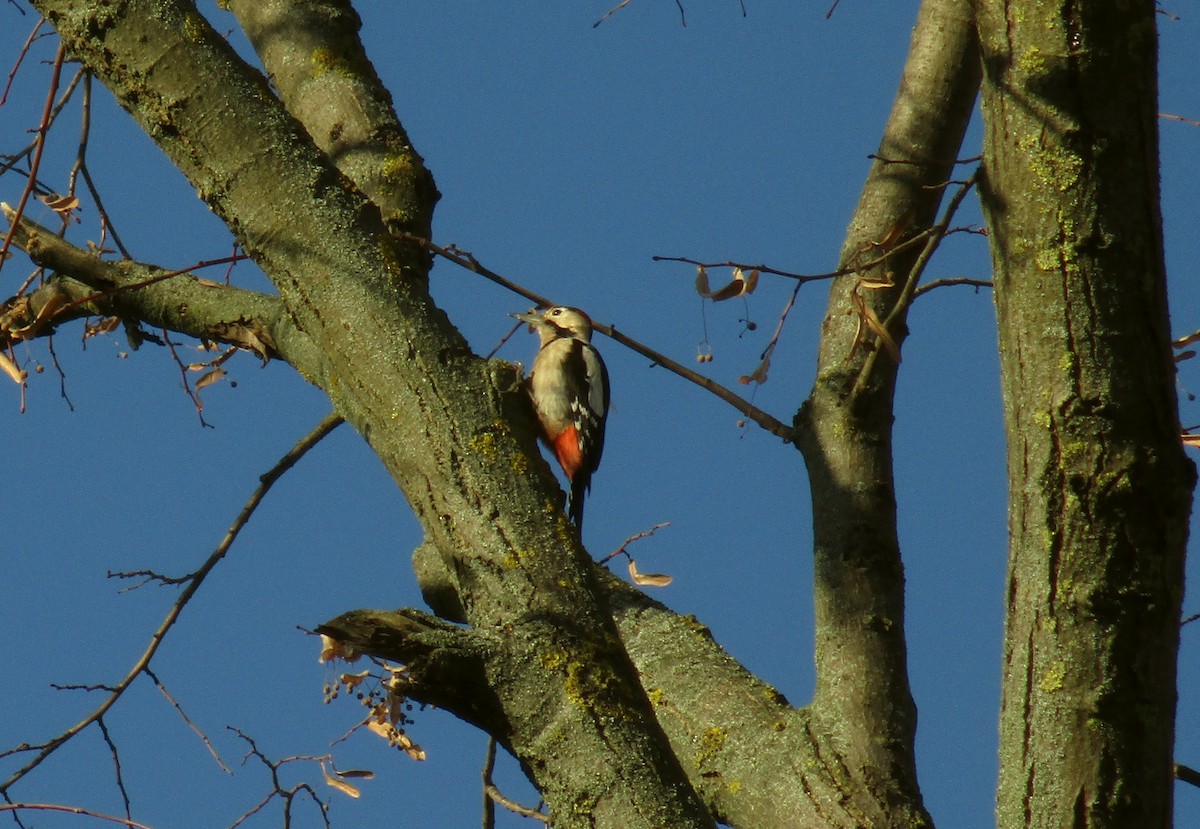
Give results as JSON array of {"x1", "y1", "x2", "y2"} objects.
[
  {"x1": 975, "y1": 2, "x2": 1194, "y2": 826},
  {"x1": 29, "y1": 1, "x2": 714, "y2": 826}
]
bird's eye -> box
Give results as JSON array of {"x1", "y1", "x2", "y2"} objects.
[{"x1": 550, "y1": 308, "x2": 562, "y2": 316}]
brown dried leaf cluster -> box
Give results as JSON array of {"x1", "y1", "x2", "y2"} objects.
[{"x1": 695, "y1": 265, "x2": 759, "y2": 302}]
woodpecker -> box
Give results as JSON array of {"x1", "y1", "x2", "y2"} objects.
[{"x1": 512, "y1": 306, "x2": 610, "y2": 531}]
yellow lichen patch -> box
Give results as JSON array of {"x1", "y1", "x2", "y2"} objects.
[
  {"x1": 183, "y1": 11, "x2": 208, "y2": 42},
  {"x1": 1017, "y1": 46, "x2": 1045, "y2": 75},
  {"x1": 509, "y1": 452, "x2": 529, "y2": 475},
  {"x1": 1021, "y1": 136, "x2": 1083, "y2": 192},
  {"x1": 695, "y1": 726, "x2": 728, "y2": 770},
  {"x1": 502, "y1": 548, "x2": 533, "y2": 570},
  {"x1": 761, "y1": 685, "x2": 787, "y2": 705},
  {"x1": 726, "y1": 779, "x2": 743, "y2": 795},
  {"x1": 468, "y1": 431, "x2": 500, "y2": 460},
  {"x1": 541, "y1": 649, "x2": 569, "y2": 672},
  {"x1": 1038, "y1": 661, "x2": 1066, "y2": 693},
  {"x1": 381, "y1": 153, "x2": 417, "y2": 184},
  {"x1": 647, "y1": 687, "x2": 665, "y2": 707},
  {"x1": 311, "y1": 46, "x2": 356, "y2": 79}
]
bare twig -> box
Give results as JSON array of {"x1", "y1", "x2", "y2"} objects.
[
  {"x1": 95, "y1": 716, "x2": 132, "y2": 819},
  {"x1": 850, "y1": 170, "x2": 980, "y2": 400},
  {"x1": 227, "y1": 729, "x2": 332, "y2": 829},
  {"x1": 403, "y1": 234, "x2": 796, "y2": 440},
  {"x1": 1, "y1": 43, "x2": 65, "y2": 281},
  {"x1": 0, "y1": 804, "x2": 155, "y2": 829},
  {"x1": 481, "y1": 737, "x2": 549, "y2": 824},
  {"x1": 0, "y1": 413, "x2": 345, "y2": 796},
  {"x1": 598, "y1": 522, "x2": 671, "y2": 566},
  {"x1": 1160, "y1": 111, "x2": 1200, "y2": 127},
  {"x1": 912, "y1": 277, "x2": 993, "y2": 298},
  {"x1": 73, "y1": 72, "x2": 131, "y2": 259},
  {"x1": 1176, "y1": 763, "x2": 1200, "y2": 788},
  {"x1": 144, "y1": 667, "x2": 231, "y2": 774}
]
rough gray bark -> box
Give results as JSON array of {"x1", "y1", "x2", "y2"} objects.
[
  {"x1": 10, "y1": 0, "x2": 1186, "y2": 827},
  {"x1": 2, "y1": 0, "x2": 989, "y2": 825},
  {"x1": 975, "y1": 2, "x2": 1193, "y2": 826},
  {"x1": 27, "y1": 1, "x2": 713, "y2": 826},
  {"x1": 793, "y1": 0, "x2": 980, "y2": 822}
]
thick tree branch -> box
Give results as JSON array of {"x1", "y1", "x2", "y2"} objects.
[
  {"x1": 27, "y1": 3, "x2": 713, "y2": 824},
  {"x1": 792, "y1": 0, "x2": 980, "y2": 825},
  {"x1": 1, "y1": 205, "x2": 332, "y2": 372},
  {"x1": 226, "y1": 0, "x2": 438, "y2": 241}
]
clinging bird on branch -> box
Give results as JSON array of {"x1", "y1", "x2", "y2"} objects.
[{"x1": 512, "y1": 306, "x2": 610, "y2": 531}]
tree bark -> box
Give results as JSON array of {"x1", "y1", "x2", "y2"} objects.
[
  {"x1": 793, "y1": 0, "x2": 979, "y2": 824},
  {"x1": 4, "y1": 0, "x2": 990, "y2": 826},
  {"x1": 27, "y1": 1, "x2": 713, "y2": 826},
  {"x1": 975, "y1": 2, "x2": 1194, "y2": 826}
]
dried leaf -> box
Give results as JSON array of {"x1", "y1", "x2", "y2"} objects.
[
  {"x1": 743, "y1": 268, "x2": 760, "y2": 294},
  {"x1": 334, "y1": 768, "x2": 376, "y2": 780},
  {"x1": 875, "y1": 210, "x2": 913, "y2": 249},
  {"x1": 40, "y1": 192, "x2": 80, "y2": 216},
  {"x1": 1174, "y1": 349, "x2": 1195, "y2": 363},
  {"x1": 318, "y1": 633, "x2": 360, "y2": 663},
  {"x1": 698, "y1": 267, "x2": 756, "y2": 302},
  {"x1": 2, "y1": 285, "x2": 71, "y2": 341},
  {"x1": 628, "y1": 559, "x2": 673, "y2": 587},
  {"x1": 857, "y1": 271, "x2": 895, "y2": 290},
  {"x1": 859, "y1": 303, "x2": 901, "y2": 363},
  {"x1": 84, "y1": 316, "x2": 122, "y2": 339},
  {"x1": 738, "y1": 348, "x2": 773, "y2": 386},
  {"x1": 340, "y1": 670, "x2": 371, "y2": 690},
  {"x1": 0, "y1": 351, "x2": 27, "y2": 384},
  {"x1": 194, "y1": 368, "x2": 226, "y2": 392},
  {"x1": 210, "y1": 319, "x2": 277, "y2": 363},
  {"x1": 323, "y1": 770, "x2": 361, "y2": 799},
  {"x1": 694, "y1": 265, "x2": 711, "y2": 297},
  {"x1": 366, "y1": 720, "x2": 393, "y2": 740},
  {"x1": 849, "y1": 287, "x2": 901, "y2": 363}
]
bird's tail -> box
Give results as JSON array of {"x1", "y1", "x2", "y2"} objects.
[{"x1": 568, "y1": 476, "x2": 589, "y2": 532}]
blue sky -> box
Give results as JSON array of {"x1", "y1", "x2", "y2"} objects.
[{"x1": 1, "y1": 2, "x2": 1198, "y2": 827}]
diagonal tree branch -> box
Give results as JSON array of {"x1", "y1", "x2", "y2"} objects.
[
  {"x1": 27, "y1": 3, "x2": 715, "y2": 824},
  {"x1": 1, "y1": 205, "x2": 329, "y2": 380},
  {"x1": 792, "y1": 0, "x2": 981, "y2": 825},
  {"x1": 225, "y1": 0, "x2": 438, "y2": 243}
]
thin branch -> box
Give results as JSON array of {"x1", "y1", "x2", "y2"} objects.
[
  {"x1": 481, "y1": 738, "x2": 496, "y2": 829},
  {"x1": 143, "y1": 667, "x2": 231, "y2": 774},
  {"x1": 598, "y1": 522, "x2": 671, "y2": 566},
  {"x1": 481, "y1": 738, "x2": 549, "y2": 824},
  {"x1": 0, "y1": 413, "x2": 345, "y2": 795},
  {"x1": 653, "y1": 225, "x2": 946, "y2": 285},
  {"x1": 0, "y1": 804, "x2": 155, "y2": 829},
  {"x1": 403, "y1": 234, "x2": 796, "y2": 440},
  {"x1": 226, "y1": 729, "x2": 331, "y2": 829},
  {"x1": 912, "y1": 277, "x2": 993, "y2": 298},
  {"x1": 1176, "y1": 763, "x2": 1200, "y2": 788},
  {"x1": 1, "y1": 42, "x2": 65, "y2": 276},
  {"x1": 73, "y1": 72, "x2": 131, "y2": 259},
  {"x1": 850, "y1": 169, "x2": 979, "y2": 400},
  {"x1": 0, "y1": 18, "x2": 45, "y2": 109},
  {"x1": 1160, "y1": 112, "x2": 1200, "y2": 127},
  {"x1": 95, "y1": 716, "x2": 132, "y2": 819}
]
